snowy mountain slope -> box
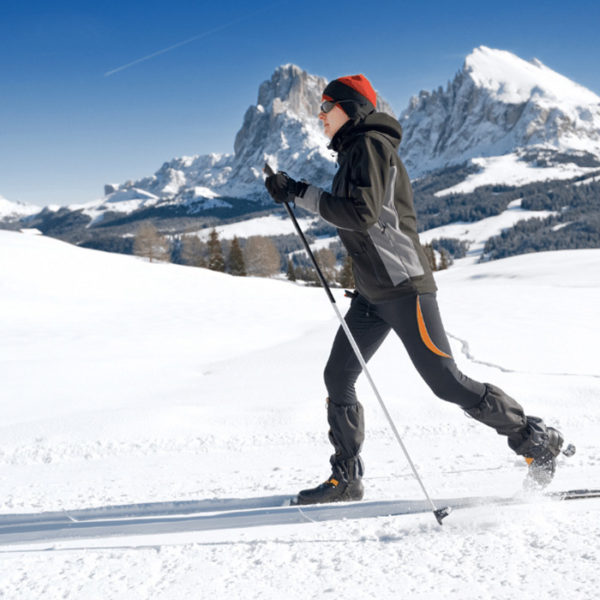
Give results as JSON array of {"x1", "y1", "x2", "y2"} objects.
[
  {"x1": 419, "y1": 198, "x2": 557, "y2": 260},
  {"x1": 433, "y1": 152, "x2": 597, "y2": 196},
  {"x1": 399, "y1": 46, "x2": 600, "y2": 188},
  {"x1": 0, "y1": 230, "x2": 599, "y2": 598},
  {"x1": 0, "y1": 195, "x2": 40, "y2": 222},
  {"x1": 193, "y1": 213, "x2": 320, "y2": 241}
]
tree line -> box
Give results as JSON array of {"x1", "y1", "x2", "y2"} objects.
[
  {"x1": 133, "y1": 221, "x2": 454, "y2": 290},
  {"x1": 481, "y1": 178, "x2": 600, "y2": 260},
  {"x1": 132, "y1": 222, "x2": 358, "y2": 287}
]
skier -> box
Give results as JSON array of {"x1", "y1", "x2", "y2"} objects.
[{"x1": 265, "y1": 74, "x2": 565, "y2": 505}]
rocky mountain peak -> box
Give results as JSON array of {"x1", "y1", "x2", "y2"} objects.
[
  {"x1": 232, "y1": 65, "x2": 396, "y2": 184},
  {"x1": 256, "y1": 63, "x2": 326, "y2": 120},
  {"x1": 95, "y1": 64, "x2": 398, "y2": 210},
  {"x1": 399, "y1": 46, "x2": 600, "y2": 178}
]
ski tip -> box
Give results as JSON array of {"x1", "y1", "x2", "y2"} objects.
[{"x1": 434, "y1": 506, "x2": 452, "y2": 525}]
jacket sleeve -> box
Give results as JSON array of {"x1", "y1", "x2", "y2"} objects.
[{"x1": 294, "y1": 136, "x2": 391, "y2": 232}]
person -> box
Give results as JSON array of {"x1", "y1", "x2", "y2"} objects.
[{"x1": 265, "y1": 74, "x2": 566, "y2": 505}]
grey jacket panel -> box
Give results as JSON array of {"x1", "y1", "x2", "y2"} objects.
[
  {"x1": 294, "y1": 185, "x2": 321, "y2": 214},
  {"x1": 366, "y1": 165, "x2": 425, "y2": 285},
  {"x1": 295, "y1": 185, "x2": 343, "y2": 230}
]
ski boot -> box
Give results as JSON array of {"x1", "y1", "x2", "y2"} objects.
[
  {"x1": 509, "y1": 417, "x2": 567, "y2": 489},
  {"x1": 295, "y1": 474, "x2": 364, "y2": 505},
  {"x1": 523, "y1": 426, "x2": 565, "y2": 489}
]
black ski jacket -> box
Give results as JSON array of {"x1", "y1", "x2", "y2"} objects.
[{"x1": 296, "y1": 112, "x2": 436, "y2": 302}]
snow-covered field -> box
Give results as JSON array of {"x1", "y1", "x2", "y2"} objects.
[
  {"x1": 0, "y1": 229, "x2": 599, "y2": 599},
  {"x1": 194, "y1": 214, "x2": 320, "y2": 241}
]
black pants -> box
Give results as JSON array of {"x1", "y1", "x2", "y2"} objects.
[
  {"x1": 322, "y1": 292, "x2": 546, "y2": 476},
  {"x1": 325, "y1": 292, "x2": 486, "y2": 408}
]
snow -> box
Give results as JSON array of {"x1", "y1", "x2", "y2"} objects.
[
  {"x1": 0, "y1": 195, "x2": 40, "y2": 219},
  {"x1": 0, "y1": 230, "x2": 599, "y2": 599},
  {"x1": 193, "y1": 186, "x2": 218, "y2": 199},
  {"x1": 194, "y1": 214, "x2": 320, "y2": 241},
  {"x1": 575, "y1": 173, "x2": 600, "y2": 186},
  {"x1": 435, "y1": 153, "x2": 599, "y2": 196},
  {"x1": 69, "y1": 188, "x2": 162, "y2": 222}
]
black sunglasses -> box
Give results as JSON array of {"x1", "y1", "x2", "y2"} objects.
[
  {"x1": 320, "y1": 100, "x2": 338, "y2": 113},
  {"x1": 319, "y1": 99, "x2": 353, "y2": 113}
]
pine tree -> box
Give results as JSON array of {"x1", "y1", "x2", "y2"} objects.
[
  {"x1": 286, "y1": 258, "x2": 296, "y2": 282},
  {"x1": 207, "y1": 228, "x2": 226, "y2": 272},
  {"x1": 339, "y1": 254, "x2": 355, "y2": 288},
  {"x1": 228, "y1": 236, "x2": 246, "y2": 276}
]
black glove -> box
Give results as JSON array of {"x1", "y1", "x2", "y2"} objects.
[{"x1": 265, "y1": 171, "x2": 308, "y2": 204}]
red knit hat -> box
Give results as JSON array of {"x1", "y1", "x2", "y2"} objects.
[
  {"x1": 324, "y1": 74, "x2": 376, "y2": 106},
  {"x1": 322, "y1": 74, "x2": 377, "y2": 119}
]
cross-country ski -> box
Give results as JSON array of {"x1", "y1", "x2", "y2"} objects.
[{"x1": 1, "y1": 489, "x2": 598, "y2": 548}]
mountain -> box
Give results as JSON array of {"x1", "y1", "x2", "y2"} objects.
[
  {"x1": 78, "y1": 65, "x2": 395, "y2": 219},
  {"x1": 4, "y1": 51, "x2": 599, "y2": 261},
  {"x1": 96, "y1": 65, "x2": 335, "y2": 216},
  {"x1": 16, "y1": 64, "x2": 393, "y2": 241},
  {"x1": 399, "y1": 46, "x2": 600, "y2": 193}
]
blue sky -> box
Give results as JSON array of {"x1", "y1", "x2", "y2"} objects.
[{"x1": 2, "y1": 0, "x2": 599, "y2": 206}]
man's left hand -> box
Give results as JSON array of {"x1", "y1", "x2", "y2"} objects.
[{"x1": 265, "y1": 172, "x2": 307, "y2": 204}]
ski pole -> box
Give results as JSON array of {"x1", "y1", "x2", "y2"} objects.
[{"x1": 263, "y1": 163, "x2": 450, "y2": 526}]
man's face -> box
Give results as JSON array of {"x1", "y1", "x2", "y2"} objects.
[{"x1": 319, "y1": 103, "x2": 350, "y2": 139}]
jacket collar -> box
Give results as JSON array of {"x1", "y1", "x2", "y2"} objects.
[
  {"x1": 329, "y1": 112, "x2": 403, "y2": 154},
  {"x1": 328, "y1": 119, "x2": 360, "y2": 154}
]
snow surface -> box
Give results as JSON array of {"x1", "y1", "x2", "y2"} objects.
[
  {"x1": 0, "y1": 195, "x2": 40, "y2": 220},
  {"x1": 193, "y1": 214, "x2": 320, "y2": 241},
  {"x1": 0, "y1": 230, "x2": 599, "y2": 599}
]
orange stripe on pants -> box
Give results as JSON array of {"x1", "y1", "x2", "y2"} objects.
[{"x1": 416, "y1": 296, "x2": 452, "y2": 359}]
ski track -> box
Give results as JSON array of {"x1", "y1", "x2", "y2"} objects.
[{"x1": 447, "y1": 331, "x2": 600, "y2": 380}]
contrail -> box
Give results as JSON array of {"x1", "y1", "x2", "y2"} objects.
[{"x1": 104, "y1": 2, "x2": 286, "y2": 77}]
